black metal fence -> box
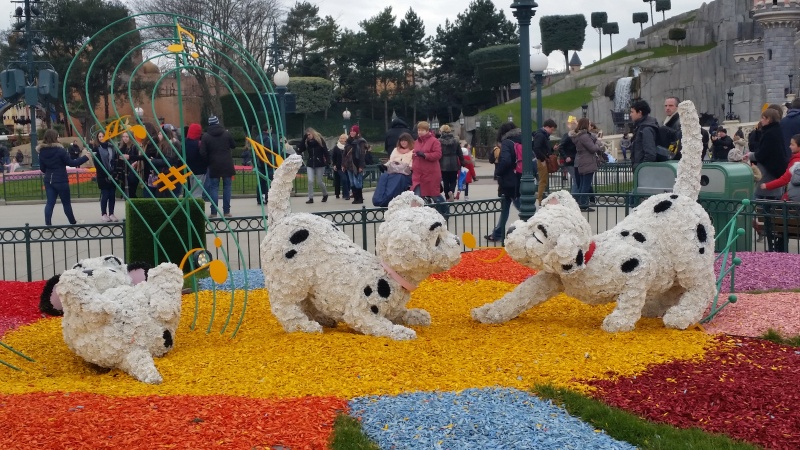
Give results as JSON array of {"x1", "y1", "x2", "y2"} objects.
[
  {"x1": 2, "y1": 194, "x2": 797, "y2": 282},
  {"x1": 0, "y1": 198, "x2": 503, "y2": 281}
]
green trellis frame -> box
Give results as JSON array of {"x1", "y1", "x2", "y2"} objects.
[{"x1": 61, "y1": 12, "x2": 284, "y2": 337}]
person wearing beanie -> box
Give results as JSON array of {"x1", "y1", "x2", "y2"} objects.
[
  {"x1": 344, "y1": 124, "x2": 367, "y2": 204},
  {"x1": 184, "y1": 123, "x2": 207, "y2": 198},
  {"x1": 200, "y1": 115, "x2": 236, "y2": 217},
  {"x1": 330, "y1": 133, "x2": 350, "y2": 199}
]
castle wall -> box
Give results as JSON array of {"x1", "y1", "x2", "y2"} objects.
[{"x1": 760, "y1": 23, "x2": 799, "y2": 103}]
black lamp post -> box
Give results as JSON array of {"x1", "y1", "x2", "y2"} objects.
[
  {"x1": 581, "y1": 103, "x2": 588, "y2": 119},
  {"x1": 726, "y1": 89, "x2": 734, "y2": 120},
  {"x1": 790, "y1": 74, "x2": 794, "y2": 95},
  {"x1": 511, "y1": 0, "x2": 539, "y2": 222}
]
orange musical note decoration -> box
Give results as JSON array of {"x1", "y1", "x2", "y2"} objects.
[
  {"x1": 167, "y1": 24, "x2": 200, "y2": 58},
  {"x1": 245, "y1": 137, "x2": 284, "y2": 169},
  {"x1": 153, "y1": 164, "x2": 193, "y2": 192},
  {"x1": 180, "y1": 237, "x2": 228, "y2": 284},
  {"x1": 461, "y1": 232, "x2": 507, "y2": 263},
  {"x1": 101, "y1": 116, "x2": 147, "y2": 142}
]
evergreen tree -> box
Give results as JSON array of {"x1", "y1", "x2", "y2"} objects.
[{"x1": 399, "y1": 8, "x2": 428, "y2": 123}]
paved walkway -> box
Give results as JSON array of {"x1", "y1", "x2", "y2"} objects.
[{"x1": 0, "y1": 162, "x2": 516, "y2": 227}]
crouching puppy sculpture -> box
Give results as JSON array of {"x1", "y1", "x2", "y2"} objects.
[
  {"x1": 56, "y1": 255, "x2": 183, "y2": 384},
  {"x1": 261, "y1": 154, "x2": 461, "y2": 340},
  {"x1": 472, "y1": 100, "x2": 717, "y2": 332}
]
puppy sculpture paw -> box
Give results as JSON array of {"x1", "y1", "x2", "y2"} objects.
[
  {"x1": 402, "y1": 308, "x2": 431, "y2": 326},
  {"x1": 390, "y1": 324, "x2": 417, "y2": 341},
  {"x1": 601, "y1": 313, "x2": 637, "y2": 333}
]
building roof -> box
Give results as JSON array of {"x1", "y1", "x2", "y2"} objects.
[{"x1": 569, "y1": 52, "x2": 582, "y2": 66}]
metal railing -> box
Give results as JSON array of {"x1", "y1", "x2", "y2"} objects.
[
  {"x1": 0, "y1": 198, "x2": 503, "y2": 281},
  {"x1": 2, "y1": 194, "x2": 798, "y2": 282}
]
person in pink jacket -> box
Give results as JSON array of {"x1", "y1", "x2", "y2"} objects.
[{"x1": 411, "y1": 121, "x2": 443, "y2": 198}]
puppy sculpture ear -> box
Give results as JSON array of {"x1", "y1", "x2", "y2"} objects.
[
  {"x1": 541, "y1": 190, "x2": 581, "y2": 212},
  {"x1": 127, "y1": 261, "x2": 152, "y2": 285},
  {"x1": 385, "y1": 191, "x2": 426, "y2": 220},
  {"x1": 39, "y1": 274, "x2": 64, "y2": 316},
  {"x1": 545, "y1": 232, "x2": 589, "y2": 273}
]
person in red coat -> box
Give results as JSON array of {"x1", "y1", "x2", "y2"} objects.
[{"x1": 411, "y1": 121, "x2": 443, "y2": 198}]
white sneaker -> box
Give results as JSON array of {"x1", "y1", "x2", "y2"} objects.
[
  {"x1": 464, "y1": 196, "x2": 470, "y2": 201},
  {"x1": 535, "y1": 200, "x2": 541, "y2": 207},
  {"x1": 109, "y1": 214, "x2": 119, "y2": 222},
  {"x1": 101, "y1": 214, "x2": 110, "y2": 222}
]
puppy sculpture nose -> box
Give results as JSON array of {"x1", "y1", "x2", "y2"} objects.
[{"x1": 506, "y1": 226, "x2": 516, "y2": 236}]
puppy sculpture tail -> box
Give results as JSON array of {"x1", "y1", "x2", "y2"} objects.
[
  {"x1": 267, "y1": 154, "x2": 304, "y2": 229},
  {"x1": 673, "y1": 100, "x2": 703, "y2": 201}
]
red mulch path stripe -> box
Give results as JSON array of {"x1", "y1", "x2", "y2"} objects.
[
  {"x1": 0, "y1": 392, "x2": 347, "y2": 450},
  {"x1": 432, "y1": 249, "x2": 535, "y2": 284},
  {"x1": 588, "y1": 335, "x2": 800, "y2": 450},
  {"x1": 0, "y1": 280, "x2": 46, "y2": 338}
]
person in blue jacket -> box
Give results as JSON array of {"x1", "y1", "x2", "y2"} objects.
[{"x1": 38, "y1": 129, "x2": 89, "y2": 226}]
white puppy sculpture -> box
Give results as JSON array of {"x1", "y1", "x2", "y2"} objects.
[
  {"x1": 261, "y1": 154, "x2": 462, "y2": 340},
  {"x1": 56, "y1": 255, "x2": 183, "y2": 384},
  {"x1": 472, "y1": 100, "x2": 717, "y2": 332}
]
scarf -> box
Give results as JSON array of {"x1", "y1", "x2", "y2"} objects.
[{"x1": 98, "y1": 143, "x2": 113, "y2": 172}]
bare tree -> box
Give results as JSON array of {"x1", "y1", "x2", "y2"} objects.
[{"x1": 134, "y1": 0, "x2": 281, "y2": 120}]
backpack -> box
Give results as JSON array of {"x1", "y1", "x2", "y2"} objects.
[
  {"x1": 489, "y1": 145, "x2": 501, "y2": 164},
  {"x1": 656, "y1": 125, "x2": 681, "y2": 159},
  {"x1": 513, "y1": 142, "x2": 523, "y2": 174}
]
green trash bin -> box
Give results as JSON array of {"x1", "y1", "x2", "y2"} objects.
[{"x1": 633, "y1": 162, "x2": 754, "y2": 251}]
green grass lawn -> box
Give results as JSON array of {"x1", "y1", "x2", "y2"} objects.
[
  {"x1": 584, "y1": 43, "x2": 717, "y2": 70},
  {"x1": 480, "y1": 86, "x2": 596, "y2": 127}
]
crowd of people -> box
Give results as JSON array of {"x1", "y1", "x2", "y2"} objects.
[{"x1": 37, "y1": 115, "x2": 242, "y2": 225}]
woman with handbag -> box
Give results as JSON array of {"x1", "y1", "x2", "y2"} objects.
[
  {"x1": 572, "y1": 118, "x2": 605, "y2": 212},
  {"x1": 296, "y1": 127, "x2": 331, "y2": 203}
]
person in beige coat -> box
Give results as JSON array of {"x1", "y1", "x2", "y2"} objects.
[{"x1": 572, "y1": 118, "x2": 605, "y2": 211}]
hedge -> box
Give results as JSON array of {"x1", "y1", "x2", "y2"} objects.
[{"x1": 125, "y1": 198, "x2": 207, "y2": 270}]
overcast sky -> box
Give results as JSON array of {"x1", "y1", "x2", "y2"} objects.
[
  {"x1": 316, "y1": 0, "x2": 701, "y2": 69},
  {"x1": 1, "y1": 0, "x2": 700, "y2": 70}
]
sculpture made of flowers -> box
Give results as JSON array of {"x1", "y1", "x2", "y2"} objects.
[
  {"x1": 56, "y1": 255, "x2": 183, "y2": 383},
  {"x1": 472, "y1": 100, "x2": 717, "y2": 332},
  {"x1": 261, "y1": 155, "x2": 461, "y2": 340}
]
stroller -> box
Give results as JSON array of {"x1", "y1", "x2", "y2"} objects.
[{"x1": 372, "y1": 161, "x2": 412, "y2": 207}]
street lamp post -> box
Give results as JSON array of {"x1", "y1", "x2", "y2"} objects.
[
  {"x1": 726, "y1": 89, "x2": 734, "y2": 121},
  {"x1": 531, "y1": 48, "x2": 548, "y2": 130},
  {"x1": 342, "y1": 108, "x2": 351, "y2": 132},
  {"x1": 459, "y1": 111, "x2": 465, "y2": 141},
  {"x1": 512, "y1": 0, "x2": 539, "y2": 221},
  {"x1": 581, "y1": 104, "x2": 588, "y2": 119},
  {"x1": 507, "y1": 113, "x2": 514, "y2": 123},
  {"x1": 273, "y1": 64, "x2": 290, "y2": 136},
  {"x1": 790, "y1": 74, "x2": 794, "y2": 95}
]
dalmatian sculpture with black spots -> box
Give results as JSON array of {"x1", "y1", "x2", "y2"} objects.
[
  {"x1": 56, "y1": 255, "x2": 184, "y2": 383},
  {"x1": 472, "y1": 100, "x2": 717, "y2": 332},
  {"x1": 261, "y1": 154, "x2": 461, "y2": 340}
]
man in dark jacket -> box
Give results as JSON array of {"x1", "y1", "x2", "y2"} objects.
[
  {"x1": 384, "y1": 117, "x2": 413, "y2": 157},
  {"x1": 68, "y1": 140, "x2": 82, "y2": 160},
  {"x1": 486, "y1": 123, "x2": 522, "y2": 242},
  {"x1": 663, "y1": 96, "x2": 684, "y2": 159},
  {"x1": 629, "y1": 100, "x2": 660, "y2": 169},
  {"x1": 533, "y1": 118, "x2": 557, "y2": 205},
  {"x1": 710, "y1": 127, "x2": 734, "y2": 161},
  {"x1": 200, "y1": 115, "x2": 236, "y2": 218},
  {"x1": 780, "y1": 97, "x2": 800, "y2": 160},
  {"x1": 184, "y1": 123, "x2": 206, "y2": 199}
]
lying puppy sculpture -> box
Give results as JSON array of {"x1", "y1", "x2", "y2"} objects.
[{"x1": 56, "y1": 255, "x2": 183, "y2": 383}]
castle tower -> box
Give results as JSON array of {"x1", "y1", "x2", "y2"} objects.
[{"x1": 752, "y1": 0, "x2": 800, "y2": 103}]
